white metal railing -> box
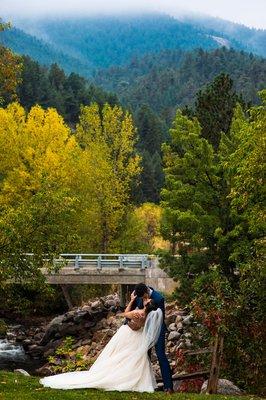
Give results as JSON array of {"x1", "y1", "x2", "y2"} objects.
[{"x1": 25, "y1": 253, "x2": 149, "y2": 270}]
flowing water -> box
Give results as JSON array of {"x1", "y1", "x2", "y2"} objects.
[{"x1": 0, "y1": 338, "x2": 42, "y2": 373}]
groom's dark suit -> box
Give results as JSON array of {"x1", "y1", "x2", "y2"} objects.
[{"x1": 131, "y1": 287, "x2": 173, "y2": 391}]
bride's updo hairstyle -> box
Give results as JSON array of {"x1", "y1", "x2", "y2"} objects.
[{"x1": 145, "y1": 300, "x2": 158, "y2": 315}]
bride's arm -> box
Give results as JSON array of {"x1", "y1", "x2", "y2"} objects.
[
  {"x1": 119, "y1": 309, "x2": 144, "y2": 319},
  {"x1": 124, "y1": 294, "x2": 136, "y2": 313},
  {"x1": 117, "y1": 291, "x2": 142, "y2": 319}
]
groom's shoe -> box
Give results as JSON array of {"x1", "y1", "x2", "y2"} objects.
[{"x1": 164, "y1": 388, "x2": 174, "y2": 395}]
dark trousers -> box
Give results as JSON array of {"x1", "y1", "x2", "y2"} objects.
[{"x1": 149, "y1": 329, "x2": 173, "y2": 390}]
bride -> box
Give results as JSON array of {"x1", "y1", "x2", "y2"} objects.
[{"x1": 40, "y1": 293, "x2": 163, "y2": 392}]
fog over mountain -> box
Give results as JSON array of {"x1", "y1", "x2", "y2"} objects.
[{"x1": 1, "y1": 0, "x2": 266, "y2": 29}]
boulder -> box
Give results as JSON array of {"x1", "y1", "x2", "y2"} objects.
[
  {"x1": 91, "y1": 300, "x2": 102, "y2": 310},
  {"x1": 14, "y1": 369, "x2": 30, "y2": 376},
  {"x1": 183, "y1": 315, "x2": 193, "y2": 325},
  {"x1": 165, "y1": 314, "x2": 176, "y2": 326},
  {"x1": 40, "y1": 315, "x2": 64, "y2": 345},
  {"x1": 176, "y1": 322, "x2": 183, "y2": 330},
  {"x1": 175, "y1": 315, "x2": 183, "y2": 323},
  {"x1": 168, "y1": 323, "x2": 176, "y2": 331},
  {"x1": 27, "y1": 344, "x2": 44, "y2": 357},
  {"x1": 168, "y1": 331, "x2": 181, "y2": 341},
  {"x1": 36, "y1": 364, "x2": 53, "y2": 377},
  {"x1": 201, "y1": 379, "x2": 243, "y2": 395}
]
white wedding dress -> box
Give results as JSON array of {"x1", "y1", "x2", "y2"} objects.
[{"x1": 40, "y1": 309, "x2": 163, "y2": 393}]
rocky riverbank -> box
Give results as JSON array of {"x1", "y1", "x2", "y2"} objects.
[
  {"x1": 1, "y1": 295, "x2": 245, "y2": 395},
  {"x1": 2, "y1": 294, "x2": 199, "y2": 381}
]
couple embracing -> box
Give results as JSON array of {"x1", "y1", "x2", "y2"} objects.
[{"x1": 40, "y1": 283, "x2": 174, "y2": 393}]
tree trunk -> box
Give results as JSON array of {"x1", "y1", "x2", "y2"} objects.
[{"x1": 207, "y1": 332, "x2": 224, "y2": 394}]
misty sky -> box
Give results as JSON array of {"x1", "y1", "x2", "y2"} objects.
[{"x1": 0, "y1": 0, "x2": 265, "y2": 29}]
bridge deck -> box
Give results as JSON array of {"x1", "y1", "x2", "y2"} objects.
[
  {"x1": 42, "y1": 266, "x2": 146, "y2": 285},
  {"x1": 40, "y1": 254, "x2": 148, "y2": 285}
]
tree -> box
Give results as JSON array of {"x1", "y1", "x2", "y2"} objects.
[
  {"x1": 135, "y1": 104, "x2": 165, "y2": 154},
  {"x1": 0, "y1": 103, "x2": 81, "y2": 284},
  {"x1": 195, "y1": 73, "x2": 239, "y2": 149},
  {"x1": 160, "y1": 92, "x2": 266, "y2": 392},
  {"x1": 0, "y1": 21, "x2": 22, "y2": 104},
  {"x1": 136, "y1": 150, "x2": 164, "y2": 204},
  {"x1": 17, "y1": 56, "x2": 119, "y2": 124},
  {"x1": 76, "y1": 103, "x2": 141, "y2": 252},
  {"x1": 117, "y1": 203, "x2": 163, "y2": 253}
]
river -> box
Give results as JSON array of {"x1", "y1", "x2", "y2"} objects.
[{"x1": 0, "y1": 338, "x2": 42, "y2": 374}]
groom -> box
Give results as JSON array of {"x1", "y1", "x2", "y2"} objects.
[{"x1": 129, "y1": 283, "x2": 173, "y2": 394}]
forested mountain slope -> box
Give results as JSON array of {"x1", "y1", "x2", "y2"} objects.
[
  {"x1": 0, "y1": 26, "x2": 93, "y2": 77},
  {"x1": 17, "y1": 56, "x2": 118, "y2": 123},
  {"x1": 182, "y1": 15, "x2": 266, "y2": 57},
  {"x1": 94, "y1": 47, "x2": 266, "y2": 123},
  {"x1": 0, "y1": 13, "x2": 256, "y2": 76}
]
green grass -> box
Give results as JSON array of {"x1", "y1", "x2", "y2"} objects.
[{"x1": 0, "y1": 372, "x2": 262, "y2": 400}]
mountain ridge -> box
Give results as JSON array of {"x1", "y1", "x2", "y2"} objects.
[{"x1": 2, "y1": 13, "x2": 264, "y2": 78}]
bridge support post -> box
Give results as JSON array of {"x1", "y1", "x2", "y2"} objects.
[
  {"x1": 119, "y1": 284, "x2": 136, "y2": 308},
  {"x1": 60, "y1": 284, "x2": 73, "y2": 309},
  {"x1": 119, "y1": 284, "x2": 129, "y2": 308}
]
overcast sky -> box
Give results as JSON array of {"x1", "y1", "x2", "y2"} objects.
[{"x1": 1, "y1": 0, "x2": 265, "y2": 29}]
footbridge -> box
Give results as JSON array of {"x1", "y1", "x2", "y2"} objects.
[
  {"x1": 12, "y1": 253, "x2": 177, "y2": 307},
  {"x1": 39, "y1": 253, "x2": 178, "y2": 297}
]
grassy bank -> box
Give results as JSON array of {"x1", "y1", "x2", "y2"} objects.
[{"x1": 0, "y1": 372, "x2": 262, "y2": 400}]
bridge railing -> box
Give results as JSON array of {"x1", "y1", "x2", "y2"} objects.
[{"x1": 26, "y1": 253, "x2": 149, "y2": 270}]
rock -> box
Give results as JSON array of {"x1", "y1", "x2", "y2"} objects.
[
  {"x1": 184, "y1": 339, "x2": 192, "y2": 348},
  {"x1": 165, "y1": 314, "x2": 176, "y2": 326},
  {"x1": 183, "y1": 315, "x2": 193, "y2": 325},
  {"x1": 27, "y1": 344, "x2": 44, "y2": 357},
  {"x1": 77, "y1": 345, "x2": 90, "y2": 356},
  {"x1": 14, "y1": 369, "x2": 30, "y2": 376},
  {"x1": 62, "y1": 311, "x2": 76, "y2": 322},
  {"x1": 43, "y1": 338, "x2": 63, "y2": 355},
  {"x1": 36, "y1": 364, "x2": 53, "y2": 376},
  {"x1": 81, "y1": 338, "x2": 91, "y2": 346},
  {"x1": 168, "y1": 331, "x2": 181, "y2": 341},
  {"x1": 82, "y1": 306, "x2": 91, "y2": 312},
  {"x1": 6, "y1": 332, "x2": 16, "y2": 340},
  {"x1": 40, "y1": 315, "x2": 64, "y2": 345},
  {"x1": 58, "y1": 322, "x2": 81, "y2": 337},
  {"x1": 104, "y1": 299, "x2": 117, "y2": 308},
  {"x1": 176, "y1": 341, "x2": 185, "y2": 350},
  {"x1": 176, "y1": 322, "x2": 183, "y2": 330},
  {"x1": 84, "y1": 321, "x2": 96, "y2": 329},
  {"x1": 91, "y1": 300, "x2": 102, "y2": 310},
  {"x1": 73, "y1": 311, "x2": 90, "y2": 323},
  {"x1": 201, "y1": 379, "x2": 243, "y2": 395},
  {"x1": 43, "y1": 347, "x2": 55, "y2": 358},
  {"x1": 165, "y1": 302, "x2": 177, "y2": 312},
  {"x1": 175, "y1": 315, "x2": 183, "y2": 323},
  {"x1": 12, "y1": 324, "x2": 23, "y2": 330},
  {"x1": 16, "y1": 335, "x2": 26, "y2": 342},
  {"x1": 34, "y1": 333, "x2": 43, "y2": 341},
  {"x1": 0, "y1": 319, "x2": 8, "y2": 337},
  {"x1": 22, "y1": 339, "x2": 32, "y2": 346},
  {"x1": 168, "y1": 323, "x2": 176, "y2": 331},
  {"x1": 92, "y1": 330, "x2": 109, "y2": 342}
]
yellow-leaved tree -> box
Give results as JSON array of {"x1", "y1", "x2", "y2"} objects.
[
  {"x1": 0, "y1": 103, "x2": 82, "y2": 283},
  {"x1": 76, "y1": 103, "x2": 141, "y2": 252}
]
